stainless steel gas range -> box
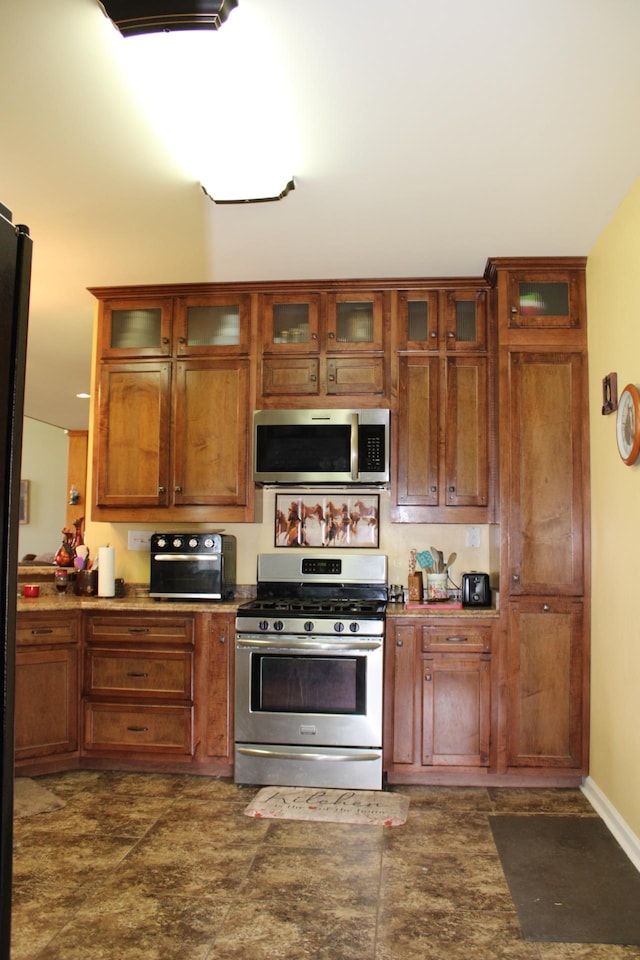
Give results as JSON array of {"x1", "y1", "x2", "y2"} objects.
[{"x1": 234, "y1": 553, "x2": 388, "y2": 790}]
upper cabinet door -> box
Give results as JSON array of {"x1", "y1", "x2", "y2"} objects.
[
  {"x1": 442, "y1": 289, "x2": 487, "y2": 351},
  {"x1": 506, "y1": 271, "x2": 584, "y2": 331},
  {"x1": 325, "y1": 292, "x2": 384, "y2": 352},
  {"x1": 397, "y1": 290, "x2": 439, "y2": 351},
  {"x1": 99, "y1": 298, "x2": 174, "y2": 359},
  {"x1": 174, "y1": 294, "x2": 251, "y2": 356},
  {"x1": 261, "y1": 293, "x2": 321, "y2": 353}
]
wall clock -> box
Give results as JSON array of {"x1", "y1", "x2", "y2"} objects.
[{"x1": 616, "y1": 383, "x2": 640, "y2": 465}]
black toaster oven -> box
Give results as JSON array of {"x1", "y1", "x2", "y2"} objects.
[{"x1": 149, "y1": 532, "x2": 236, "y2": 600}]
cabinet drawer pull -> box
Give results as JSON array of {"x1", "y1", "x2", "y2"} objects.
[
  {"x1": 126, "y1": 671, "x2": 149, "y2": 677},
  {"x1": 128, "y1": 627, "x2": 150, "y2": 634},
  {"x1": 542, "y1": 604, "x2": 550, "y2": 612},
  {"x1": 31, "y1": 628, "x2": 53, "y2": 635},
  {"x1": 127, "y1": 725, "x2": 148, "y2": 732},
  {"x1": 445, "y1": 636, "x2": 467, "y2": 644}
]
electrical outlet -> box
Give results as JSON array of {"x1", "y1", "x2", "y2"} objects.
[
  {"x1": 128, "y1": 530, "x2": 151, "y2": 551},
  {"x1": 466, "y1": 525, "x2": 480, "y2": 548}
]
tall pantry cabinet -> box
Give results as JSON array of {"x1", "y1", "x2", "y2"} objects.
[{"x1": 485, "y1": 258, "x2": 590, "y2": 777}]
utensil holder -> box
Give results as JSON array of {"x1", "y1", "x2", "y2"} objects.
[{"x1": 426, "y1": 572, "x2": 448, "y2": 602}]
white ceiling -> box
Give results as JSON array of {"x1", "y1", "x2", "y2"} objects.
[{"x1": 2, "y1": 0, "x2": 640, "y2": 431}]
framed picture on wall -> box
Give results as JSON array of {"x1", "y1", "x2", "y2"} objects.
[
  {"x1": 19, "y1": 479, "x2": 29, "y2": 524},
  {"x1": 275, "y1": 493, "x2": 380, "y2": 548}
]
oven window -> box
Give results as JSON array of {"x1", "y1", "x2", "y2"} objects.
[{"x1": 251, "y1": 653, "x2": 366, "y2": 715}]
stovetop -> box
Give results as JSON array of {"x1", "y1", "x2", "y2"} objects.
[{"x1": 237, "y1": 597, "x2": 386, "y2": 616}]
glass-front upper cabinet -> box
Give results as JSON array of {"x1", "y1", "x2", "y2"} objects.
[
  {"x1": 174, "y1": 294, "x2": 251, "y2": 355},
  {"x1": 442, "y1": 289, "x2": 487, "y2": 351},
  {"x1": 325, "y1": 292, "x2": 384, "y2": 351},
  {"x1": 99, "y1": 298, "x2": 174, "y2": 358},
  {"x1": 397, "y1": 290, "x2": 439, "y2": 350},
  {"x1": 506, "y1": 270, "x2": 583, "y2": 330},
  {"x1": 261, "y1": 294, "x2": 320, "y2": 353}
]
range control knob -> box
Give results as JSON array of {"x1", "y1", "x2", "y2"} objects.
[
  {"x1": 349, "y1": 622, "x2": 360, "y2": 633},
  {"x1": 303, "y1": 621, "x2": 315, "y2": 633},
  {"x1": 273, "y1": 620, "x2": 285, "y2": 632},
  {"x1": 258, "y1": 620, "x2": 269, "y2": 632},
  {"x1": 172, "y1": 537, "x2": 182, "y2": 548},
  {"x1": 334, "y1": 621, "x2": 345, "y2": 633},
  {"x1": 188, "y1": 537, "x2": 198, "y2": 549}
]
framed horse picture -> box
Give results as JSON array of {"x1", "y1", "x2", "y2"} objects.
[{"x1": 274, "y1": 493, "x2": 380, "y2": 548}]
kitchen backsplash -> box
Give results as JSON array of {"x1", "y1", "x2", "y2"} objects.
[{"x1": 82, "y1": 487, "x2": 494, "y2": 591}]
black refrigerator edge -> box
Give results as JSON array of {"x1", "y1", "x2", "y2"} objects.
[{"x1": 0, "y1": 202, "x2": 32, "y2": 959}]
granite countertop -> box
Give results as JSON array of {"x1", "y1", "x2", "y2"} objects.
[{"x1": 385, "y1": 601, "x2": 499, "y2": 618}]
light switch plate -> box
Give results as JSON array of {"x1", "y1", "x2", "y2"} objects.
[{"x1": 128, "y1": 530, "x2": 151, "y2": 551}]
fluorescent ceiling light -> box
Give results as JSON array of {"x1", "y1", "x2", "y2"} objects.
[{"x1": 115, "y1": 5, "x2": 296, "y2": 202}]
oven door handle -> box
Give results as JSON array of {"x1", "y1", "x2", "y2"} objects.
[
  {"x1": 153, "y1": 555, "x2": 219, "y2": 562},
  {"x1": 236, "y1": 746, "x2": 382, "y2": 763},
  {"x1": 235, "y1": 637, "x2": 382, "y2": 651}
]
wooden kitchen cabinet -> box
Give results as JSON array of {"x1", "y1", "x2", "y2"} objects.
[
  {"x1": 82, "y1": 614, "x2": 195, "y2": 763},
  {"x1": 15, "y1": 612, "x2": 81, "y2": 771},
  {"x1": 487, "y1": 256, "x2": 590, "y2": 781},
  {"x1": 384, "y1": 617, "x2": 494, "y2": 781},
  {"x1": 195, "y1": 611, "x2": 234, "y2": 771},
  {"x1": 259, "y1": 288, "x2": 387, "y2": 403},
  {"x1": 506, "y1": 598, "x2": 585, "y2": 769},
  {"x1": 392, "y1": 284, "x2": 494, "y2": 523},
  {"x1": 96, "y1": 291, "x2": 251, "y2": 359}
]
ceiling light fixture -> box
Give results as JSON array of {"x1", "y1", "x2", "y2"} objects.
[
  {"x1": 105, "y1": 2, "x2": 296, "y2": 204},
  {"x1": 99, "y1": 1, "x2": 238, "y2": 37}
]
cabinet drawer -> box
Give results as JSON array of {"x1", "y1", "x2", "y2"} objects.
[
  {"x1": 421, "y1": 624, "x2": 492, "y2": 654},
  {"x1": 83, "y1": 703, "x2": 193, "y2": 754},
  {"x1": 85, "y1": 648, "x2": 193, "y2": 699},
  {"x1": 87, "y1": 618, "x2": 193, "y2": 646},
  {"x1": 17, "y1": 618, "x2": 78, "y2": 646}
]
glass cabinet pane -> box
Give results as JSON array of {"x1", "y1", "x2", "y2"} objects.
[
  {"x1": 186, "y1": 304, "x2": 240, "y2": 346},
  {"x1": 336, "y1": 302, "x2": 374, "y2": 343},
  {"x1": 519, "y1": 282, "x2": 569, "y2": 317},
  {"x1": 110, "y1": 308, "x2": 162, "y2": 349},
  {"x1": 408, "y1": 300, "x2": 429, "y2": 341},
  {"x1": 455, "y1": 300, "x2": 477, "y2": 342},
  {"x1": 272, "y1": 303, "x2": 310, "y2": 344}
]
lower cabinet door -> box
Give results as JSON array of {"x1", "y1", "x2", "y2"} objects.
[
  {"x1": 83, "y1": 703, "x2": 194, "y2": 755},
  {"x1": 422, "y1": 655, "x2": 491, "y2": 766},
  {"x1": 15, "y1": 645, "x2": 79, "y2": 759}
]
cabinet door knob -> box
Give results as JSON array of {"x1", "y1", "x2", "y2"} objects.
[
  {"x1": 430, "y1": 485, "x2": 437, "y2": 493},
  {"x1": 396, "y1": 639, "x2": 403, "y2": 647},
  {"x1": 310, "y1": 374, "x2": 317, "y2": 382},
  {"x1": 512, "y1": 573, "x2": 520, "y2": 582},
  {"x1": 162, "y1": 337, "x2": 170, "y2": 344},
  {"x1": 425, "y1": 672, "x2": 432, "y2": 682},
  {"x1": 175, "y1": 485, "x2": 182, "y2": 492},
  {"x1": 178, "y1": 336, "x2": 186, "y2": 344},
  {"x1": 448, "y1": 485, "x2": 455, "y2": 492},
  {"x1": 311, "y1": 332, "x2": 318, "y2": 340},
  {"x1": 328, "y1": 331, "x2": 335, "y2": 339},
  {"x1": 447, "y1": 331, "x2": 455, "y2": 338},
  {"x1": 158, "y1": 486, "x2": 166, "y2": 494},
  {"x1": 542, "y1": 603, "x2": 550, "y2": 612},
  {"x1": 328, "y1": 375, "x2": 335, "y2": 381}
]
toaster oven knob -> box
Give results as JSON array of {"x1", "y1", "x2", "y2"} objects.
[
  {"x1": 204, "y1": 538, "x2": 214, "y2": 549},
  {"x1": 172, "y1": 537, "x2": 183, "y2": 548},
  {"x1": 273, "y1": 620, "x2": 285, "y2": 632},
  {"x1": 349, "y1": 622, "x2": 360, "y2": 633},
  {"x1": 334, "y1": 621, "x2": 345, "y2": 633},
  {"x1": 303, "y1": 621, "x2": 314, "y2": 633},
  {"x1": 188, "y1": 537, "x2": 198, "y2": 549},
  {"x1": 156, "y1": 537, "x2": 167, "y2": 549}
]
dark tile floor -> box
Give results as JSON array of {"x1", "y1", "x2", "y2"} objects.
[{"x1": 10, "y1": 772, "x2": 640, "y2": 960}]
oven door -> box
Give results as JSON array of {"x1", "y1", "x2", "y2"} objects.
[
  {"x1": 234, "y1": 634, "x2": 383, "y2": 789},
  {"x1": 149, "y1": 554, "x2": 222, "y2": 599}
]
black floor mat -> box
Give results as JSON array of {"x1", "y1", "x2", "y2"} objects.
[{"x1": 490, "y1": 814, "x2": 640, "y2": 944}]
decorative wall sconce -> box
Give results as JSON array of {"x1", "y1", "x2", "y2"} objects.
[
  {"x1": 602, "y1": 372, "x2": 618, "y2": 415},
  {"x1": 99, "y1": 0, "x2": 238, "y2": 37}
]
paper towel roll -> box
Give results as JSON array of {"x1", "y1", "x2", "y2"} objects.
[{"x1": 98, "y1": 546, "x2": 115, "y2": 597}]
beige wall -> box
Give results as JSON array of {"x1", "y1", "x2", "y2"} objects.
[{"x1": 587, "y1": 175, "x2": 640, "y2": 838}]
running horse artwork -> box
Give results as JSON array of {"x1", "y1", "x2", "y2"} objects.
[{"x1": 274, "y1": 495, "x2": 379, "y2": 548}]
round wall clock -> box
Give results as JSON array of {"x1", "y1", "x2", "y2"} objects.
[{"x1": 616, "y1": 383, "x2": 640, "y2": 465}]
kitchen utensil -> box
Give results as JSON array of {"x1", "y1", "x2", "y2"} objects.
[
  {"x1": 415, "y1": 550, "x2": 433, "y2": 570},
  {"x1": 444, "y1": 552, "x2": 457, "y2": 572},
  {"x1": 430, "y1": 547, "x2": 444, "y2": 572}
]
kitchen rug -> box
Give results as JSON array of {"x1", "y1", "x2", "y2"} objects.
[
  {"x1": 244, "y1": 787, "x2": 409, "y2": 826},
  {"x1": 14, "y1": 778, "x2": 66, "y2": 818},
  {"x1": 490, "y1": 814, "x2": 640, "y2": 944}
]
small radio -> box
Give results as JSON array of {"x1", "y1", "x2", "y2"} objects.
[{"x1": 462, "y1": 572, "x2": 491, "y2": 607}]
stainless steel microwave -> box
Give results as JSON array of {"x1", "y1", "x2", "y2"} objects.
[{"x1": 253, "y1": 408, "x2": 390, "y2": 484}]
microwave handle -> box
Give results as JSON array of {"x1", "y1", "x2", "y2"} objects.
[{"x1": 351, "y1": 412, "x2": 359, "y2": 481}]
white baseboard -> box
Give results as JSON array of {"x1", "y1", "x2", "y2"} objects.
[{"x1": 581, "y1": 776, "x2": 640, "y2": 873}]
